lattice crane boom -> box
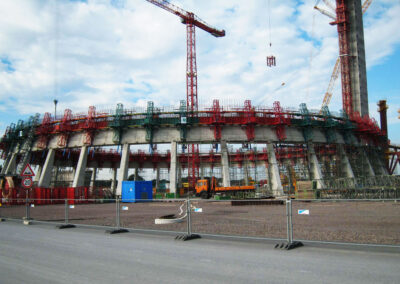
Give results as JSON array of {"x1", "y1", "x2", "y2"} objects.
[
  {"x1": 145, "y1": 0, "x2": 225, "y2": 38},
  {"x1": 320, "y1": 57, "x2": 340, "y2": 113}
]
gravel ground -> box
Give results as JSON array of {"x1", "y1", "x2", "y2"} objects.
[{"x1": 1, "y1": 199, "x2": 399, "y2": 245}]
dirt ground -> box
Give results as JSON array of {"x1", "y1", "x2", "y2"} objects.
[{"x1": 1, "y1": 199, "x2": 399, "y2": 245}]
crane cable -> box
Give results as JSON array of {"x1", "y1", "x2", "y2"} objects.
[
  {"x1": 306, "y1": 10, "x2": 317, "y2": 98},
  {"x1": 268, "y1": 0, "x2": 272, "y2": 49}
]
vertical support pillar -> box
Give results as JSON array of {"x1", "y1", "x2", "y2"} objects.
[
  {"x1": 90, "y1": 167, "x2": 97, "y2": 188},
  {"x1": 38, "y1": 149, "x2": 55, "y2": 187},
  {"x1": 267, "y1": 143, "x2": 283, "y2": 196},
  {"x1": 265, "y1": 161, "x2": 272, "y2": 193},
  {"x1": 1, "y1": 153, "x2": 11, "y2": 174},
  {"x1": 170, "y1": 141, "x2": 177, "y2": 195},
  {"x1": 155, "y1": 166, "x2": 160, "y2": 191},
  {"x1": 116, "y1": 144, "x2": 130, "y2": 196},
  {"x1": 359, "y1": 148, "x2": 375, "y2": 177},
  {"x1": 374, "y1": 151, "x2": 388, "y2": 175},
  {"x1": 308, "y1": 143, "x2": 325, "y2": 189},
  {"x1": 72, "y1": 146, "x2": 88, "y2": 188},
  {"x1": 221, "y1": 140, "x2": 231, "y2": 187},
  {"x1": 338, "y1": 145, "x2": 355, "y2": 178},
  {"x1": 134, "y1": 167, "x2": 139, "y2": 181},
  {"x1": 111, "y1": 168, "x2": 117, "y2": 196},
  {"x1": 53, "y1": 166, "x2": 60, "y2": 187},
  {"x1": 244, "y1": 160, "x2": 250, "y2": 186},
  {"x1": 34, "y1": 165, "x2": 43, "y2": 183},
  {"x1": 4, "y1": 153, "x2": 17, "y2": 175}
]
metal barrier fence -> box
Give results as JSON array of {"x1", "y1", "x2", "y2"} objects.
[{"x1": 1, "y1": 197, "x2": 399, "y2": 247}]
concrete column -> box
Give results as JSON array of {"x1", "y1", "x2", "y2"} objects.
[
  {"x1": 359, "y1": 149, "x2": 375, "y2": 177},
  {"x1": 265, "y1": 161, "x2": 272, "y2": 193},
  {"x1": 221, "y1": 140, "x2": 231, "y2": 187},
  {"x1": 155, "y1": 166, "x2": 160, "y2": 191},
  {"x1": 116, "y1": 144, "x2": 130, "y2": 196},
  {"x1": 38, "y1": 149, "x2": 55, "y2": 187},
  {"x1": 338, "y1": 145, "x2": 355, "y2": 178},
  {"x1": 34, "y1": 165, "x2": 43, "y2": 183},
  {"x1": 4, "y1": 153, "x2": 17, "y2": 175},
  {"x1": 72, "y1": 146, "x2": 89, "y2": 188},
  {"x1": 90, "y1": 168, "x2": 97, "y2": 188},
  {"x1": 169, "y1": 141, "x2": 177, "y2": 195},
  {"x1": 266, "y1": 143, "x2": 283, "y2": 196},
  {"x1": 1, "y1": 153, "x2": 11, "y2": 174},
  {"x1": 111, "y1": 168, "x2": 117, "y2": 196},
  {"x1": 53, "y1": 166, "x2": 60, "y2": 187},
  {"x1": 244, "y1": 160, "x2": 250, "y2": 186},
  {"x1": 134, "y1": 167, "x2": 139, "y2": 181},
  {"x1": 308, "y1": 143, "x2": 325, "y2": 189}
]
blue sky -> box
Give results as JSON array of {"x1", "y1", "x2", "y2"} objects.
[{"x1": 0, "y1": 0, "x2": 399, "y2": 147}]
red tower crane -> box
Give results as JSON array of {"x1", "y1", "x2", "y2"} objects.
[
  {"x1": 145, "y1": 0, "x2": 225, "y2": 112},
  {"x1": 316, "y1": 0, "x2": 372, "y2": 117},
  {"x1": 330, "y1": 0, "x2": 353, "y2": 118},
  {"x1": 145, "y1": 0, "x2": 225, "y2": 189}
]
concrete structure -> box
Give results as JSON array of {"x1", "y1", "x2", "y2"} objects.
[
  {"x1": 116, "y1": 144, "x2": 130, "y2": 196},
  {"x1": 348, "y1": 0, "x2": 369, "y2": 117},
  {"x1": 266, "y1": 143, "x2": 283, "y2": 196},
  {"x1": 38, "y1": 149, "x2": 55, "y2": 187},
  {"x1": 221, "y1": 140, "x2": 230, "y2": 187},
  {"x1": 72, "y1": 146, "x2": 88, "y2": 188},
  {"x1": 169, "y1": 141, "x2": 177, "y2": 195}
]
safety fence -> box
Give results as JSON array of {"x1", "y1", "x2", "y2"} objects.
[
  {"x1": 0, "y1": 198, "x2": 399, "y2": 247},
  {"x1": 0, "y1": 186, "x2": 112, "y2": 206}
]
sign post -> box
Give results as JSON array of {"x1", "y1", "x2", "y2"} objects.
[{"x1": 20, "y1": 164, "x2": 35, "y2": 225}]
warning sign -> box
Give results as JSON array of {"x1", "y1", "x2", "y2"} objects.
[
  {"x1": 21, "y1": 164, "x2": 35, "y2": 177},
  {"x1": 21, "y1": 177, "x2": 33, "y2": 189}
]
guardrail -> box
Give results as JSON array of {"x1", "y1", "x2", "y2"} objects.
[{"x1": 1, "y1": 197, "x2": 399, "y2": 249}]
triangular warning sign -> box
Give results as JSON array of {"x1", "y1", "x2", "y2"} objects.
[{"x1": 21, "y1": 164, "x2": 35, "y2": 177}]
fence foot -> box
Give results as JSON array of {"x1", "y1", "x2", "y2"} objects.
[
  {"x1": 175, "y1": 234, "x2": 201, "y2": 241},
  {"x1": 58, "y1": 224, "x2": 76, "y2": 229},
  {"x1": 0, "y1": 218, "x2": 5, "y2": 222},
  {"x1": 275, "y1": 241, "x2": 303, "y2": 250},
  {"x1": 107, "y1": 229, "x2": 129, "y2": 234},
  {"x1": 22, "y1": 218, "x2": 32, "y2": 225}
]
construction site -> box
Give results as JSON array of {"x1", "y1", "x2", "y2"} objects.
[{"x1": 0, "y1": 0, "x2": 399, "y2": 204}]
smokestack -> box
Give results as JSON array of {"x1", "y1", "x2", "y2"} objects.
[{"x1": 377, "y1": 100, "x2": 388, "y2": 138}]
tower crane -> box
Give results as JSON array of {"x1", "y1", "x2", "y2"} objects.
[
  {"x1": 145, "y1": 0, "x2": 225, "y2": 113},
  {"x1": 316, "y1": 0, "x2": 372, "y2": 114},
  {"x1": 145, "y1": 0, "x2": 225, "y2": 189}
]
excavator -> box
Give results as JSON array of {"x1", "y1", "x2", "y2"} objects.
[{"x1": 195, "y1": 177, "x2": 255, "y2": 199}]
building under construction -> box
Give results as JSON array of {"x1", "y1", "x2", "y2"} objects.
[{"x1": 0, "y1": 0, "x2": 399, "y2": 200}]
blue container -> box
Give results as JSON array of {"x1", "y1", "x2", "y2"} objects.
[{"x1": 121, "y1": 181, "x2": 153, "y2": 203}]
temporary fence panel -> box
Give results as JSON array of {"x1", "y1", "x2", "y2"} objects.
[
  {"x1": 120, "y1": 199, "x2": 186, "y2": 233},
  {"x1": 66, "y1": 199, "x2": 116, "y2": 227},
  {"x1": 29, "y1": 201, "x2": 65, "y2": 223},
  {"x1": 291, "y1": 200, "x2": 400, "y2": 245},
  {"x1": 191, "y1": 199, "x2": 287, "y2": 239}
]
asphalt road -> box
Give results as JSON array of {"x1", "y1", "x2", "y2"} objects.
[{"x1": 0, "y1": 221, "x2": 399, "y2": 284}]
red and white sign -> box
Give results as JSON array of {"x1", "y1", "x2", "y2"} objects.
[
  {"x1": 21, "y1": 164, "x2": 35, "y2": 177},
  {"x1": 21, "y1": 177, "x2": 33, "y2": 189}
]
